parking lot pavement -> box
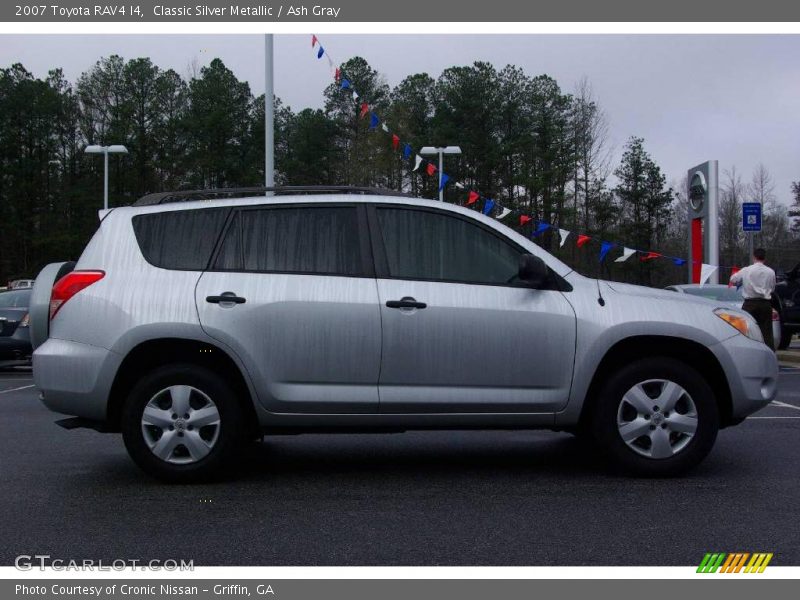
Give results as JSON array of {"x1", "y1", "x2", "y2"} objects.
[{"x1": 1, "y1": 367, "x2": 799, "y2": 567}]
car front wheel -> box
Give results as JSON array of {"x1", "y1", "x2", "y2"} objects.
[
  {"x1": 122, "y1": 364, "x2": 244, "y2": 483},
  {"x1": 592, "y1": 357, "x2": 719, "y2": 476}
]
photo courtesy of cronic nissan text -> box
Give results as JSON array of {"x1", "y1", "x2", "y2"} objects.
[{"x1": 1, "y1": 0, "x2": 799, "y2": 595}]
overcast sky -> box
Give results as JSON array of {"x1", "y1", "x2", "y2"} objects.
[{"x1": 3, "y1": 34, "x2": 798, "y2": 204}]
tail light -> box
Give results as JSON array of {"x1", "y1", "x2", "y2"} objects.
[
  {"x1": 19, "y1": 313, "x2": 29, "y2": 328},
  {"x1": 772, "y1": 309, "x2": 780, "y2": 322},
  {"x1": 49, "y1": 270, "x2": 105, "y2": 320}
]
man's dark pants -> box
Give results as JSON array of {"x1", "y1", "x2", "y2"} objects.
[{"x1": 742, "y1": 298, "x2": 775, "y2": 350}]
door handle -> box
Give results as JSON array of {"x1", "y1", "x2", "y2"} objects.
[
  {"x1": 386, "y1": 299, "x2": 427, "y2": 310},
  {"x1": 206, "y1": 293, "x2": 246, "y2": 305}
]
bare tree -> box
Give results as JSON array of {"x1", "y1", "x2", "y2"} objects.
[{"x1": 719, "y1": 167, "x2": 746, "y2": 266}]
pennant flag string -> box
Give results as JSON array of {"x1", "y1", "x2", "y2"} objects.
[{"x1": 310, "y1": 34, "x2": 739, "y2": 272}]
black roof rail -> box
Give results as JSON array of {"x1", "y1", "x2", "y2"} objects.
[{"x1": 133, "y1": 186, "x2": 414, "y2": 206}]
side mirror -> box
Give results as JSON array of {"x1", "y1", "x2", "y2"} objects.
[{"x1": 518, "y1": 253, "x2": 548, "y2": 288}]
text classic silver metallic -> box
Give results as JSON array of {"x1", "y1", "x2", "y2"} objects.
[{"x1": 30, "y1": 192, "x2": 778, "y2": 482}]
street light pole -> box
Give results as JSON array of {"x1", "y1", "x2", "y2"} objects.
[
  {"x1": 264, "y1": 34, "x2": 275, "y2": 195},
  {"x1": 419, "y1": 146, "x2": 462, "y2": 201},
  {"x1": 84, "y1": 145, "x2": 128, "y2": 210}
]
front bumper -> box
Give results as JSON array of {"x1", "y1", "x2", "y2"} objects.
[
  {"x1": 33, "y1": 337, "x2": 122, "y2": 421},
  {"x1": 710, "y1": 333, "x2": 778, "y2": 420}
]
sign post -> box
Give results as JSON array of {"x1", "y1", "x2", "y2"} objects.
[
  {"x1": 742, "y1": 201, "x2": 762, "y2": 260},
  {"x1": 687, "y1": 161, "x2": 719, "y2": 284}
]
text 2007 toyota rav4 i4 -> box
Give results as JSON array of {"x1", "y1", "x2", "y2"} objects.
[{"x1": 30, "y1": 188, "x2": 777, "y2": 482}]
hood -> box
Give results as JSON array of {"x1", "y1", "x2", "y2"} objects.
[{"x1": 603, "y1": 280, "x2": 726, "y2": 308}]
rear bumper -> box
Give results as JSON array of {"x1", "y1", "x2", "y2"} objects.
[
  {"x1": 710, "y1": 334, "x2": 779, "y2": 420},
  {"x1": 33, "y1": 337, "x2": 121, "y2": 421}
]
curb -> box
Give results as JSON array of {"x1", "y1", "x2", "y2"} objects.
[{"x1": 776, "y1": 351, "x2": 800, "y2": 365}]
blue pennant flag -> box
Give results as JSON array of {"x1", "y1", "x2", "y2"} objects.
[
  {"x1": 673, "y1": 258, "x2": 687, "y2": 266},
  {"x1": 369, "y1": 113, "x2": 380, "y2": 130},
  {"x1": 599, "y1": 241, "x2": 613, "y2": 262},
  {"x1": 403, "y1": 143, "x2": 412, "y2": 159},
  {"x1": 438, "y1": 173, "x2": 450, "y2": 192},
  {"x1": 533, "y1": 222, "x2": 549, "y2": 237},
  {"x1": 317, "y1": 46, "x2": 325, "y2": 59},
  {"x1": 341, "y1": 79, "x2": 351, "y2": 90},
  {"x1": 482, "y1": 199, "x2": 495, "y2": 215}
]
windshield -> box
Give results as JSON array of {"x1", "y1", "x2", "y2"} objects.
[
  {"x1": 682, "y1": 287, "x2": 742, "y2": 302},
  {"x1": 0, "y1": 290, "x2": 32, "y2": 308}
]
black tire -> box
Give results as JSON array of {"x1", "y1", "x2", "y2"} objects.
[
  {"x1": 591, "y1": 357, "x2": 719, "y2": 477},
  {"x1": 122, "y1": 364, "x2": 245, "y2": 483}
]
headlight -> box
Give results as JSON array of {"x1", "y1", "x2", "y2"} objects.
[{"x1": 714, "y1": 308, "x2": 763, "y2": 342}]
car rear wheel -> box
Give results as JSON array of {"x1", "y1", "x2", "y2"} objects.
[
  {"x1": 122, "y1": 364, "x2": 244, "y2": 483},
  {"x1": 592, "y1": 357, "x2": 719, "y2": 476}
]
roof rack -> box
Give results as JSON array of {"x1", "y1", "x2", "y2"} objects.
[{"x1": 133, "y1": 186, "x2": 413, "y2": 206}]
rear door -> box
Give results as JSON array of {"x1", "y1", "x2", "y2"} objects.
[
  {"x1": 369, "y1": 205, "x2": 576, "y2": 413},
  {"x1": 195, "y1": 203, "x2": 382, "y2": 414}
]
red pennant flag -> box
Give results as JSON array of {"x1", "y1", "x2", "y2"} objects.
[
  {"x1": 425, "y1": 163, "x2": 437, "y2": 177},
  {"x1": 576, "y1": 235, "x2": 591, "y2": 248},
  {"x1": 392, "y1": 134, "x2": 400, "y2": 150},
  {"x1": 359, "y1": 102, "x2": 369, "y2": 119},
  {"x1": 519, "y1": 215, "x2": 532, "y2": 227},
  {"x1": 311, "y1": 35, "x2": 318, "y2": 48},
  {"x1": 639, "y1": 252, "x2": 661, "y2": 262},
  {"x1": 467, "y1": 191, "x2": 479, "y2": 205},
  {"x1": 728, "y1": 265, "x2": 740, "y2": 287},
  {"x1": 335, "y1": 67, "x2": 341, "y2": 82}
]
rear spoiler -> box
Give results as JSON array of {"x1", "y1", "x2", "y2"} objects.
[{"x1": 98, "y1": 208, "x2": 115, "y2": 221}]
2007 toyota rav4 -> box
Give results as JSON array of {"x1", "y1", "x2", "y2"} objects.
[{"x1": 30, "y1": 187, "x2": 778, "y2": 482}]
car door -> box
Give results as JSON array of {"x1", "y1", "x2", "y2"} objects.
[
  {"x1": 195, "y1": 203, "x2": 381, "y2": 414},
  {"x1": 369, "y1": 205, "x2": 576, "y2": 414}
]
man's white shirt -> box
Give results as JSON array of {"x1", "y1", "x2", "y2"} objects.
[{"x1": 729, "y1": 262, "x2": 776, "y2": 300}]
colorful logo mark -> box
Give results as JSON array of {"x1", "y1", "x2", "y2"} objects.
[{"x1": 697, "y1": 553, "x2": 773, "y2": 573}]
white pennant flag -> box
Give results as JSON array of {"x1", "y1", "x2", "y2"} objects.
[
  {"x1": 496, "y1": 207, "x2": 511, "y2": 220},
  {"x1": 699, "y1": 264, "x2": 718, "y2": 286},
  {"x1": 559, "y1": 229, "x2": 570, "y2": 248},
  {"x1": 413, "y1": 155, "x2": 423, "y2": 171},
  {"x1": 615, "y1": 247, "x2": 635, "y2": 263},
  {"x1": 352, "y1": 90, "x2": 359, "y2": 101},
  {"x1": 454, "y1": 182, "x2": 464, "y2": 189},
  {"x1": 381, "y1": 123, "x2": 389, "y2": 133}
]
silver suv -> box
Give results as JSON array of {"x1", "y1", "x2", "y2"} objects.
[{"x1": 31, "y1": 188, "x2": 778, "y2": 482}]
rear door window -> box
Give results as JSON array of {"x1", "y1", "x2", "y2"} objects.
[{"x1": 214, "y1": 206, "x2": 366, "y2": 276}]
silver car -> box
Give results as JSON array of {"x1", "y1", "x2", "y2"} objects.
[
  {"x1": 30, "y1": 188, "x2": 778, "y2": 482},
  {"x1": 665, "y1": 284, "x2": 781, "y2": 349}
]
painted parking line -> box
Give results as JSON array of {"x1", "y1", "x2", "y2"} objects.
[
  {"x1": 0, "y1": 384, "x2": 35, "y2": 394},
  {"x1": 771, "y1": 400, "x2": 800, "y2": 411},
  {"x1": 748, "y1": 416, "x2": 800, "y2": 420}
]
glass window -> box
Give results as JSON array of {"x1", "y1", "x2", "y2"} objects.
[
  {"x1": 376, "y1": 208, "x2": 521, "y2": 284},
  {"x1": 133, "y1": 208, "x2": 229, "y2": 270},
  {"x1": 0, "y1": 290, "x2": 31, "y2": 308},
  {"x1": 230, "y1": 206, "x2": 363, "y2": 276},
  {"x1": 214, "y1": 213, "x2": 242, "y2": 270}
]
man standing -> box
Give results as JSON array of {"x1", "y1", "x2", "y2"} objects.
[{"x1": 729, "y1": 248, "x2": 777, "y2": 349}]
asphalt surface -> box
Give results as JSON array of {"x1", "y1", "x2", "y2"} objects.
[{"x1": 1, "y1": 364, "x2": 799, "y2": 567}]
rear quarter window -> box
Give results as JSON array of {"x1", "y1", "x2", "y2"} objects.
[{"x1": 132, "y1": 207, "x2": 230, "y2": 270}]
